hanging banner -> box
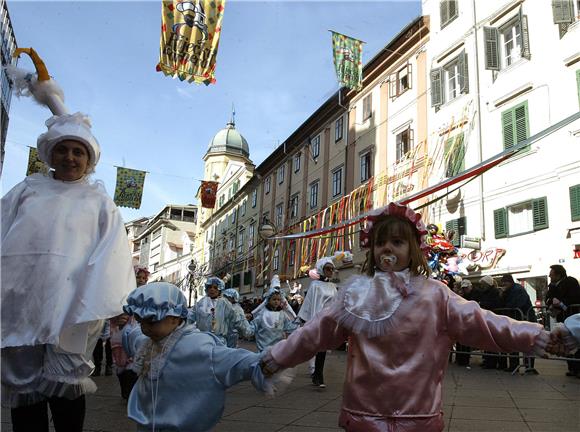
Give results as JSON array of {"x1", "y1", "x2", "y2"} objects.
[
  {"x1": 331, "y1": 31, "x2": 364, "y2": 91},
  {"x1": 114, "y1": 167, "x2": 147, "y2": 209},
  {"x1": 26, "y1": 147, "x2": 48, "y2": 176},
  {"x1": 200, "y1": 180, "x2": 218, "y2": 208},
  {"x1": 157, "y1": 0, "x2": 226, "y2": 85}
]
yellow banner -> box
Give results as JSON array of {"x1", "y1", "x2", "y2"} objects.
[{"x1": 157, "y1": 0, "x2": 226, "y2": 85}]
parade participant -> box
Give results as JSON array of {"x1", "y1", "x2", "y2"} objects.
[
  {"x1": 222, "y1": 288, "x2": 246, "y2": 348},
  {"x1": 110, "y1": 313, "x2": 139, "y2": 399},
  {"x1": 124, "y1": 282, "x2": 287, "y2": 431},
  {"x1": 91, "y1": 321, "x2": 113, "y2": 377},
  {"x1": 260, "y1": 202, "x2": 552, "y2": 432},
  {"x1": 189, "y1": 276, "x2": 253, "y2": 345},
  {"x1": 250, "y1": 275, "x2": 298, "y2": 352},
  {"x1": 1, "y1": 48, "x2": 135, "y2": 432},
  {"x1": 134, "y1": 266, "x2": 150, "y2": 287},
  {"x1": 298, "y1": 257, "x2": 339, "y2": 387}
]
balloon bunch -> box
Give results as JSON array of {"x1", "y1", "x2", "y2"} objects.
[{"x1": 425, "y1": 224, "x2": 466, "y2": 285}]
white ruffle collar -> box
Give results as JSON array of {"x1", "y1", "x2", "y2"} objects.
[{"x1": 330, "y1": 269, "x2": 421, "y2": 338}]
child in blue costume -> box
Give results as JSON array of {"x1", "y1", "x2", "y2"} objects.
[
  {"x1": 251, "y1": 276, "x2": 299, "y2": 352},
  {"x1": 123, "y1": 282, "x2": 278, "y2": 432},
  {"x1": 190, "y1": 276, "x2": 254, "y2": 345},
  {"x1": 222, "y1": 288, "x2": 247, "y2": 348}
]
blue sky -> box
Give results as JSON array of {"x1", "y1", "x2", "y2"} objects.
[{"x1": 3, "y1": 0, "x2": 421, "y2": 221}]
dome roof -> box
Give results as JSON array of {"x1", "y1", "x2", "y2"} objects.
[{"x1": 206, "y1": 121, "x2": 249, "y2": 158}]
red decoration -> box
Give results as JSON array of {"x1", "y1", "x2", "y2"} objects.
[{"x1": 201, "y1": 181, "x2": 219, "y2": 209}]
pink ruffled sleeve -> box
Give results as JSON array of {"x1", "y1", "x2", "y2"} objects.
[
  {"x1": 446, "y1": 290, "x2": 545, "y2": 354},
  {"x1": 269, "y1": 309, "x2": 348, "y2": 368}
]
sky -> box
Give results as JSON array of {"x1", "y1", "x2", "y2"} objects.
[{"x1": 3, "y1": 0, "x2": 421, "y2": 221}]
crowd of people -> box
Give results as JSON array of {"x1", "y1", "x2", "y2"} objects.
[{"x1": 2, "y1": 52, "x2": 580, "y2": 432}]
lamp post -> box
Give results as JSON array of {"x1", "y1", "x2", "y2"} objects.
[{"x1": 258, "y1": 216, "x2": 277, "y2": 288}]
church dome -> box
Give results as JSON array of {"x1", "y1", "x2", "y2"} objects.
[{"x1": 206, "y1": 120, "x2": 250, "y2": 158}]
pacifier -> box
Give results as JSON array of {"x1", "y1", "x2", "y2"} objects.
[{"x1": 380, "y1": 254, "x2": 397, "y2": 266}]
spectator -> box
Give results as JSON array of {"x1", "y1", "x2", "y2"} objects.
[{"x1": 477, "y1": 275, "x2": 503, "y2": 369}]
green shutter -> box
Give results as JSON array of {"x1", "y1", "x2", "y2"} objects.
[
  {"x1": 502, "y1": 109, "x2": 515, "y2": 149},
  {"x1": 430, "y1": 68, "x2": 443, "y2": 107},
  {"x1": 440, "y1": 1, "x2": 449, "y2": 28},
  {"x1": 576, "y1": 69, "x2": 580, "y2": 108},
  {"x1": 445, "y1": 133, "x2": 465, "y2": 177},
  {"x1": 494, "y1": 208, "x2": 508, "y2": 238},
  {"x1": 570, "y1": 185, "x2": 580, "y2": 222},
  {"x1": 552, "y1": 0, "x2": 574, "y2": 24},
  {"x1": 514, "y1": 101, "x2": 529, "y2": 144},
  {"x1": 484, "y1": 27, "x2": 500, "y2": 71},
  {"x1": 459, "y1": 50, "x2": 469, "y2": 94},
  {"x1": 520, "y1": 11, "x2": 531, "y2": 60},
  {"x1": 532, "y1": 197, "x2": 549, "y2": 230}
]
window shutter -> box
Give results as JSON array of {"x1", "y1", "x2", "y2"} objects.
[
  {"x1": 514, "y1": 101, "x2": 529, "y2": 145},
  {"x1": 459, "y1": 50, "x2": 469, "y2": 94},
  {"x1": 576, "y1": 70, "x2": 580, "y2": 108},
  {"x1": 484, "y1": 27, "x2": 500, "y2": 71},
  {"x1": 244, "y1": 270, "x2": 252, "y2": 285},
  {"x1": 445, "y1": 219, "x2": 459, "y2": 246},
  {"x1": 532, "y1": 197, "x2": 549, "y2": 230},
  {"x1": 430, "y1": 68, "x2": 443, "y2": 107},
  {"x1": 570, "y1": 185, "x2": 580, "y2": 222},
  {"x1": 501, "y1": 109, "x2": 515, "y2": 149},
  {"x1": 552, "y1": 0, "x2": 574, "y2": 24},
  {"x1": 390, "y1": 77, "x2": 397, "y2": 99},
  {"x1": 440, "y1": 1, "x2": 449, "y2": 28},
  {"x1": 407, "y1": 63, "x2": 413, "y2": 90},
  {"x1": 449, "y1": 0, "x2": 458, "y2": 21},
  {"x1": 455, "y1": 133, "x2": 465, "y2": 174},
  {"x1": 494, "y1": 208, "x2": 508, "y2": 238},
  {"x1": 520, "y1": 11, "x2": 531, "y2": 60}
]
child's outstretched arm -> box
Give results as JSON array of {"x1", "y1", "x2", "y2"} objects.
[
  {"x1": 263, "y1": 308, "x2": 348, "y2": 371},
  {"x1": 446, "y1": 290, "x2": 549, "y2": 355},
  {"x1": 211, "y1": 344, "x2": 263, "y2": 389}
]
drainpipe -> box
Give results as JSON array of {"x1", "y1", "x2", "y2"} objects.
[{"x1": 472, "y1": 0, "x2": 486, "y2": 240}]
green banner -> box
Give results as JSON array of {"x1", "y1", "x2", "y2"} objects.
[
  {"x1": 331, "y1": 31, "x2": 363, "y2": 91},
  {"x1": 26, "y1": 147, "x2": 48, "y2": 176},
  {"x1": 114, "y1": 167, "x2": 146, "y2": 209}
]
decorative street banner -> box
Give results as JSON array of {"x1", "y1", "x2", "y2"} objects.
[
  {"x1": 200, "y1": 180, "x2": 218, "y2": 208},
  {"x1": 331, "y1": 31, "x2": 364, "y2": 91},
  {"x1": 26, "y1": 147, "x2": 48, "y2": 176},
  {"x1": 114, "y1": 167, "x2": 147, "y2": 209},
  {"x1": 157, "y1": 0, "x2": 226, "y2": 85}
]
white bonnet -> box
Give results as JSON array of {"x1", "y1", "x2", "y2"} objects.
[
  {"x1": 37, "y1": 112, "x2": 100, "y2": 168},
  {"x1": 315, "y1": 257, "x2": 335, "y2": 274}
]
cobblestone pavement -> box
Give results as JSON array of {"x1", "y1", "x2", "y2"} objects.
[{"x1": 2, "y1": 342, "x2": 579, "y2": 431}]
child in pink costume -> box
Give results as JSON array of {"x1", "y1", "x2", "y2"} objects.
[{"x1": 262, "y1": 203, "x2": 551, "y2": 432}]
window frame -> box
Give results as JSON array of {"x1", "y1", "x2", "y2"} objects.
[
  {"x1": 440, "y1": 0, "x2": 459, "y2": 30},
  {"x1": 251, "y1": 189, "x2": 257, "y2": 207},
  {"x1": 276, "y1": 202, "x2": 284, "y2": 228},
  {"x1": 362, "y1": 94, "x2": 372, "y2": 121},
  {"x1": 311, "y1": 135, "x2": 321, "y2": 159},
  {"x1": 248, "y1": 223, "x2": 255, "y2": 249},
  {"x1": 277, "y1": 165, "x2": 285, "y2": 184},
  {"x1": 293, "y1": 152, "x2": 301, "y2": 173},
  {"x1": 290, "y1": 193, "x2": 299, "y2": 219},
  {"x1": 264, "y1": 176, "x2": 271, "y2": 194},
  {"x1": 332, "y1": 166, "x2": 343, "y2": 198},
  {"x1": 309, "y1": 181, "x2": 319, "y2": 209},
  {"x1": 335, "y1": 116, "x2": 344, "y2": 142},
  {"x1": 360, "y1": 151, "x2": 372, "y2": 182},
  {"x1": 493, "y1": 197, "x2": 548, "y2": 238},
  {"x1": 273, "y1": 248, "x2": 280, "y2": 271},
  {"x1": 395, "y1": 127, "x2": 414, "y2": 162}
]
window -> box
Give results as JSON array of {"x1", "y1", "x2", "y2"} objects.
[
  {"x1": 501, "y1": 101, "x2": 529, "y2": 150},
  {"x1": 445, "y1": 217, "x2": 466, "y2": 247},
  {"x1": 332, "y1": 167, "x2": 343, "y2": 198},
  {"x1": 277, "y1": 165, "x2": 285, "y2": 184},
  {"x1": 232, "y1": 180, "x2": 240, "y2": 194},
  {"x1": 289, "y1": 241, "x2": 296, "y2": 267},
  {"x1": 219, "y1": 195, "x2": 225, "y2": 207},
  {"x1": 230, "y1": 209, "x2": 236, "y2": 225},
  {"x1": 440, "y1": 0, "x2": 458, "y2": 29},
  {"x1": 390, "y1": 64, "x2": 412, "y2": 98},
  {"x1": 265, "y1": 176, "x2": 271, "y2": 194},
  {"x1": 570, "y1": 184, "x2": 580, "y2": 222},
  {"x1": 576, "y1": 69, "x2": 580, "y2": 108},
  {"x1": 237, "y1": 229, "x2": 244, "y2": 254},
  {"x1": 360, "y1": 151, "x2": 372, "y2": 182},
  {"x1": 241, "y1": 200, "x2": 247, "y2": 217},
  {"x1": 311, "y1": 135, "x2": 320, "y2": 159},
  {"x1": 430, "y1": 50, "x2": 468, "y2": 107},
  {"x1": 251, "y1": 189, "x2": 257, "y2": 207},
  {"x1": 552, "y1": 0, "x2": 580, "y2": 38},
  {"x1": 396, "y1": 127, "x2": 414, "y2": 162},
  {"x1": 276, "y1": 203, "x2": 284, "y2": 227},
  {"x1": 273, "y1": 248, "x2": 280, "y2": 271},
  {"x1": 484, "y1": 10, "x2": 530, "y2": 71},
  {"x1": 293, "y1": 152, "x2": 301, "y2": 173},
  {"x1": 494, "y1": 197, "x2": 548, "y2": 238},
  {"x1": 310, "y1": 181, "x2": 319, "y2": 209},
  {"x1": 248, "y1": 223, "x2": 255, "y2": 249},
  {"x1": 290, "y1": 194, "x2": 299, "y2": 219},
  {"x1": 335, "y1": 116, "x2": 344, "y2": 142},
  {"x1": 244, "y1": 270, "x2": 253, "y2": 285},
  {"x1": 362, "y1": 94, "x2": 372, "y2": 120},
  {"x1": 228, "y1": 236, "x2": 235, "y2": 251},
  {"x1": 444, "y1": 132, "x2": 465, "y2": 177}
]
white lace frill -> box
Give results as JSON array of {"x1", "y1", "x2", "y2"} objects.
[{"x1": 329, "y1": 270, "x2": 417, "y2": 338}]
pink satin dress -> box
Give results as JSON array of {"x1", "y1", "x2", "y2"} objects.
[{"x1": 269, "y1": 274, "x2": 545, "y2": 432}]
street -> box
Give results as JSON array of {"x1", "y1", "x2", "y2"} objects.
[{"x1": 2, "y1": 342, "x2": 578, "y2": 432}]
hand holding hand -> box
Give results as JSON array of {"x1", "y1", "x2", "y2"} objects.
[
  {"x1": 552, "y1": 297, "x2": 561, "y2": 307},
  {"x1": 546, "y1": 325, "x2": 576, "y2": 356}
]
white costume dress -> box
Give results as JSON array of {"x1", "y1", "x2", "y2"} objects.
[{"x1": 1, "y1": 173, "x2": 135, "y2": 407}]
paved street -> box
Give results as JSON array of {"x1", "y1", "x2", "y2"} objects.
[{"x1": 2, "y1": 343, "x2": 579, "y2": 432}]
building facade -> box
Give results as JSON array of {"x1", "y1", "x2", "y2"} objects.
[
  {"x1": 0, "y1": 0, "x2": 17, "y2": 176},
  {"x1": 423, "y1": 0, "x2": 580, "y2": 300}
]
